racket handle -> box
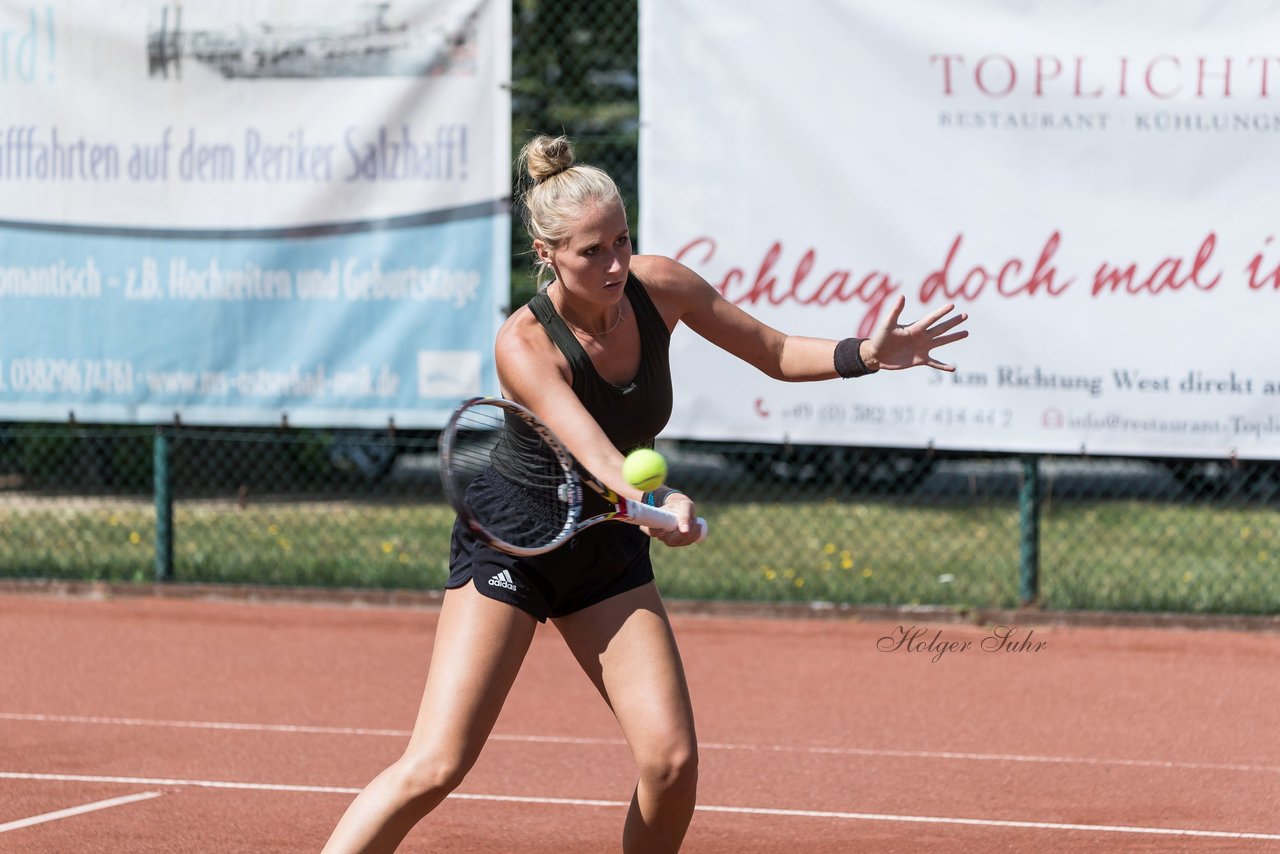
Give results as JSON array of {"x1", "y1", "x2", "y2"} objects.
[{"x1": 626, "y1": 499, "x2": 709, "y2": 543}]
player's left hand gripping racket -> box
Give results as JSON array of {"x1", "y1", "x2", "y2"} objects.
[{"x1": 440, "y1": 397, "x2": 708, "y2": 556}]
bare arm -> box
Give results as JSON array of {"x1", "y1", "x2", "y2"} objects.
[
  {"x1": 495, "y1": 314, "x2": 635, "y2": 497},
  {"x1": 634, "y1": 255, "x2": 968, "y2": 379},
  {"x1": 493, "y1": 311, "x2": 699, "y2": 539}
]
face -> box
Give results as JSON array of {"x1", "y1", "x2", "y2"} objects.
[{"x1": 537, "y1": 201, "x2": 631, "y2": 304}]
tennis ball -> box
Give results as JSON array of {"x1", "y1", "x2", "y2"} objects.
[{"x1": 623, "y1": 448, "x2": 668, "y2": 491}]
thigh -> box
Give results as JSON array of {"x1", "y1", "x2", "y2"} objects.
[
  {"x1": 552, "y1": 582, "x2": 696, "y2": 751},
  {"x1": 406, "y1": 582, "x2": 538, "y2": 762}
]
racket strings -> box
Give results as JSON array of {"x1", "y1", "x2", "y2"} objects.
[{"x1": 443, "y1": 402, "x2": 577, "y2": 551}]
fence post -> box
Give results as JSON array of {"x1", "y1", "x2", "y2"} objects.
[
  {"x1": 154, "y1": 426, "x2": 174, "y2": 582},
  {"x1": 1018, "y1": 454, "x2": 1041, "y2": 606}
]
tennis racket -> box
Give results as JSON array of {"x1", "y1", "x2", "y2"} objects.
[{"x1": 439, "y1": 396, "x2": 708, "y2": 556}]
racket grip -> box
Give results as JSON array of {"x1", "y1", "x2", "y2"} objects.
[{"x1": 627, "y1": 500, "x2": 709, "y2": 543}]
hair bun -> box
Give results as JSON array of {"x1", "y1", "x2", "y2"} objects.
[
  {"x1": 516, "y1": 133, "x2": 623, "y2": 291},
  {"x1": 523, "y1": 135, "x2": 575, "y2": 183}
]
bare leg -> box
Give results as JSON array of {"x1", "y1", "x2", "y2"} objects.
[
  {"x1": 322, "y1": 583, "x2": 537, "y2": 853},
  {"x1": 553, "y1": 582, "x2": 698, "y2": 853}
]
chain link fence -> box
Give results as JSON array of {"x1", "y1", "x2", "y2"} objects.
[
  {"x1": 3, "y1": 423, "x2": 1279, "y2": 613},
  {"x1": 4, "y1": 2, "x2": 1279, "y2": 613}
]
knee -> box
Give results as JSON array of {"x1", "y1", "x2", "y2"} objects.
[
  {"x1": 392, "y1": 749, "x2": 471, "y2": 805},
  {"x1": 636, "y1": 741, "x2": 699, "y2": 795}
]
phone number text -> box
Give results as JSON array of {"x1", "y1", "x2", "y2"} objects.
[{"x1": 777, "y1": 403, "x2": 1014, "y2": 428}]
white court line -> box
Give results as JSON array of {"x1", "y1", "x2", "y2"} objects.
[
  {"x1": 2, "y1": 772, "x2": 1278, "y2": 843},
  {"x1": 695, "y1": 740, "x2": 1280, "y2": 776},
  {"x1": 0, "y1": 712, "x2": 408, "y2": 738},
  {"x1": 3, "y1": 711, "x2": 1278, "y2": 776},
  {"x1": 0, "y1": 790, "x2": 161, "y2": 834},
  {"x1": 0, "y1": 771, "x2": 360, "y2": 795}
]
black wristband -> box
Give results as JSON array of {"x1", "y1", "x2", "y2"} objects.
[
  {"x1": 645, "y1": 486, "x2": 683, "y2": 506},
  {"x1": 834, "y1": 337, "x2": 878, "y2": 378}
]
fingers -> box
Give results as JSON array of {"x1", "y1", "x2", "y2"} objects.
[
  {"x1": 931, "y1": 330, "x2": 969, "y2": 348},
  {"x1": 643, "y1": 524, "x2": 679, "y2": 545},
  {"x1": 655, "y1": 527, "x2": 700, "y2": 547},
  {"x1": 650, "y1": 496, "x2": 700, "y2": 546},
  {"x1": 674, "y1": 496, "x2": 696, "y2": 531},
  {"x1": 925, "y1": 311, "x2": 968, "y2": 336},
  {"x1": 673, "y1": 504, "x2": 695, "y2": 538},
  {"x1": 672, "y1": 511, "x2": 700, "y2": 544},
  {"x1": 926, "y1": 359, "x2": 957, "y2": 372},
  {"x1": 881, "y1": 294, "x2": 906, "y2": 330},
  {"x1": 914, "y1": 301, "x2": 957, "y2": 330}
]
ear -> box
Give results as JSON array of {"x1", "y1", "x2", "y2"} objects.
[{"x1": 533, "y1": 239, "x2": 553, "y2": 265}]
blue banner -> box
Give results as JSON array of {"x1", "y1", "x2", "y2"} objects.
[{"x1": 0, "y1": 211, "x2": 506, "y2": 427}]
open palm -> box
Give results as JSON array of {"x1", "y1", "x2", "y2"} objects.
[{"x1": 866, "y1": 296, "x2": 969, "y2": 372}]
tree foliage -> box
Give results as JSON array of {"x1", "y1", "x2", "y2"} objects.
[{"x1": 510, "y1": 0, "x2": 640, "y2": 307}]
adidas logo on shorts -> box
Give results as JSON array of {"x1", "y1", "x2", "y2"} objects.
[{"x1": 488, "y1": 569, "x2": 518, "y2": 592}]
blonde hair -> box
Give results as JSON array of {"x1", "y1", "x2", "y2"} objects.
[{"x1": 517, "y1": 135, "x2": 623, "y2": 289}]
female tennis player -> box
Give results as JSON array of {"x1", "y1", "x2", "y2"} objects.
[{"x1": 322, "y1": 135, "x2": 968, "y2": 853}]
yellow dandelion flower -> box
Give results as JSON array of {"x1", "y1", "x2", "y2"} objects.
[
  {"x1": 764, "y1": 569, "x2": 777, "y2": 581},
  {"x1": 841, "y1": 558, "x2": 854, "y2": 570},
  {"x1": 128, "y1": 531, "x2": 141, "y2": 545},
  {"x1": 823, "y1": 543, "x2": 836, "y2": 555},
  {"x1": 267, "y1": 524, "x2": 280, "y2": 535},
  {"x1": 279, "y1": 538, "x2": 292, "y2": 552},
  {"x1": 794, "y1": 578, "x2": 805, "y2": 588},
  {"x1": 862, "y1": 567, "x2": 873, "y2": 578},
  {"x1": 381, "y1": 541, "x2": 394, "y2": 554}
]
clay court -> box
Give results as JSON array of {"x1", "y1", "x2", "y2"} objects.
[{"x1": 2, "y1": 590, "x2": 1278, "y2": 852}]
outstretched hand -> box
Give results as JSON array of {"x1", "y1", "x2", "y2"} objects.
[{"x1": 864, "y1": 297, "x2": 969, "y2": 372}]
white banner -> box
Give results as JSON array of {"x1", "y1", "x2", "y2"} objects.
[
  {"x1": 640, "y1": 0, "x2": 1280, "y2": 458},
  {"x1": 0, "y1": 0, "x2": 510, "y2": 428}
]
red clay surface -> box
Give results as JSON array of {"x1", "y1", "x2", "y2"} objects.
[{"x1": 2, "y1": 592, "x2": 1279, "y2": 852}]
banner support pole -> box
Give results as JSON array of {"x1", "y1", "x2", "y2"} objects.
[
  {"x1": 1019, "y1": 454, "x2": 1041, "y2": 606},
  {"x1": 154, "y1": 426, "x2": 174, "y2": 582}
]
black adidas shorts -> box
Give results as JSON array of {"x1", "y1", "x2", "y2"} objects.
[{"x1": 446, "y1": 518, "x2": 655, "y2": 622}]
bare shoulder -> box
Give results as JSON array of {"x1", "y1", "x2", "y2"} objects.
[
  {"x1": 495, "y1": 302, "x2": 570, "y2": 391},
  {"x1": 630, "y1": 254, "x2": 716, "y2": 326},
  {"x1": 633, "y1": 254, "x2": 784, "y2": 361},
  {"x1": 631, "y1": 254, "x2": 702, "y2": 290}
]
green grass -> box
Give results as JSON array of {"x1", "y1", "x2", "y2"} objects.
[
  {"x1": 654, "y1": 500, "x2": 1020, "y2": 608},
  {"x1": 4, "y1": 495, "x2": 1278, "y2": 613},
  {"x1": 1039, "y1": 501, "x2": 1280, "y2": 612}
]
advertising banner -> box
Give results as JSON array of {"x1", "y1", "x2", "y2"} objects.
[
  {"x1": 0, "y1": 0, "x2": 510, "y2": 427},
  {"x1": 640, "y1": 0, "x2": 1280, "y2": 458}
]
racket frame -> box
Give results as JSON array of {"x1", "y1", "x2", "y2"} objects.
[{"x1": 440, "y1": 397, "x2": 705, "y2": 556}]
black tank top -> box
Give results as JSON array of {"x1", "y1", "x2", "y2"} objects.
[{"x1": 528, "y1": 272, "x2": 672, "y2": 453}]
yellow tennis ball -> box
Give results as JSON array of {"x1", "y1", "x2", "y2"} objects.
[{"x1": 622, "y1": 448, "x2": 668, "y2": 491}]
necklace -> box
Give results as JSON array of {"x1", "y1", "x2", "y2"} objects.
[{"x1": 551, "y1": 286, "x2": 626, "y2": 337}]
